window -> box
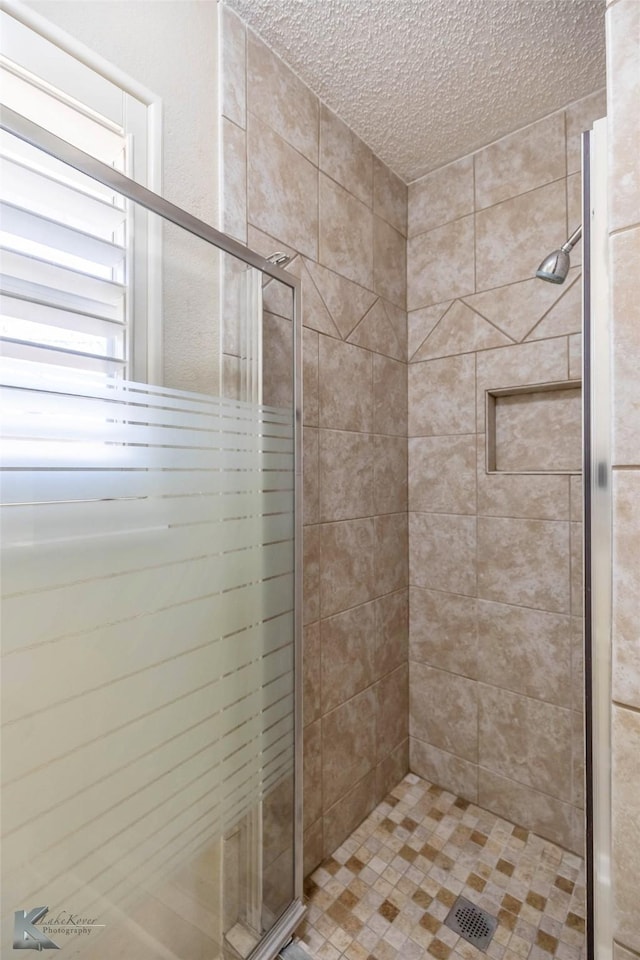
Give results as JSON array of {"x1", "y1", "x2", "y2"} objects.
[{"x1": 0, "y1": 7, "x2": 158, "y2": 381}]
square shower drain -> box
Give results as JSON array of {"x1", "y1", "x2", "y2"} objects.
[{"x1": 444, "y1": 895, "x2": 498, "y2": 951}]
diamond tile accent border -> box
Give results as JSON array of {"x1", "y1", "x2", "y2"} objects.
[{"x1": 297, "y1": 775, "x2": 586, "y2": 960}]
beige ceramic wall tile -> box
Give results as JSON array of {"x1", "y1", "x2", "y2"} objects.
[
  {"x1": 247, "y1": 224, "x2": 299, "y2": 262},
  {"x1": 304, "y1": 719, "x2": 323, "y2": 829},
  {"x1": 373, "y1": 355, "x2": 407, "y2": 435},
  {"x1": 476, "y1": 600, "x2": 571, "y2": 706},
  {"x1": 409, "y1": 587, "x2": 478, "y2": 679},
  {"x1": 477, "y1": 517, "x2": 570, "y2": 613},
  {"x1": 463, "y1": 269, "x2": 579, "y2": 344},
  {"x1": 410, "y1": 662, "x2": 478, "y2": 762},
  {"x1": 303, "y1": 622, "x2": 321, "y2": 726},
  {"x1": 410, "y1": 512, "x2": 477, "y2": 596},
  {"x1": 288, "y1": 257, "x2": 340, "y2": 337},
  {"x1": 410, "y1": 737, "x2": 479, "y2": 803},
  {"x1": 569, "y1": 334, "x2": 582, "y2": 380},
  {"x1": 374, "y1": 512, "x2": 409, "y2": 596},
  {"x1": 408, "y1": 302, "x2": 452, "y2": 360},
  {"x1": 606, "y1": 1, "x2": 640, "y2": 232},
  {"x1": 478, "y1": 768, "x2": 575, "y2": 852},
  {"x1": 611, "y1": 227, "x2": 640, "y2": 465},
  {"x1": 409, "y1": 354, "x2": 476, "y2": 437},
  {"x1": 477, "y1": 436, "x2": 571, "y2": 520},
  {"x1": 322, "y1": 689, "x2": 377, "y2": 809},
  {"x1": 373, "y1": 435, "x2": 407, "y2": 515},
  {"x1": 571, "y1": 476, "x2": 583, "y2": 522},
  {"x1": 319, "y1": 518, "x2": 376, "y2": 618},
  {"x1": 262, "y1": 275, "x2": 294, "y2": 320},
  {"x1": 476, "y1": 337, "x2": 569, "y2": 430},
  {"x1": 407, "y1": 215, "x2": 475, "y2": 309},
  {"x1": 572, "y1": 617, "x2": 585, "y2": 714},
  {"x1": 320, "y1": 602, "x2": 376, "y2": 713},
  {"x1": 409, "y1": 435, "x2": 476, "y2": 514},
  {"x1": 318, "y1": 429, "x2": 374, "y2": 522},
  {"x1": 612, "y1": 471, "x2": 640, "y2": 710},
  {"x1": 247, "y1": 30, "x2": 318, "y2": 163},
  {"x1": 475, "y1": 112, "x2": 566, "y2": 210},
  {"x1": 373, "y1": 216, "x2": 406, "y2": 309},
  {"x1": 319, "y1": 104, "x2": 373, "y2": 206},
  {"x1": 382, "y1": 299, "x2": 408, "y2": 360},
  {"x1": 220, "y1": 119, "x2": 247, "y2": 243},
  {"x1": 572, "y1": 709, "x2": 585, "y2": 810},
  {"x1": 478, "y1": 684, "x2": 572, "y2": 801},
  {"x1": 348, "y1": 299, "x2": 402, "y2": 359},
  {"x1": 305, "y1": 259, "x2": 377, "y2": 340},
  {"x1": 376, "y1": 588, "x2": 409, "y2": 678},
  {"x1": 571, "y1": 521, "x2": 583, "y2": 616},
  {"x1": 303, "y1": 525, "x2": 320, "y2": 624},
  {"x1": 319, "y1": 174, "x2": 373, "y2": 289},
  {"x1": 566, "y1": 173, "x2": 583, "y2": 267},
  {"x1": 408, "y1": 156, "x2": 474, "y2": 236},
  {"x1": 412, "y1": 300, "x2": 512, "y2": 363},
  {"x1": 262, "y1": 312, "x2": 293, "y2": 407},
  {"x1": 493, "y1": 387, "x2": 582, "y2": 473},
  {"x1": 303, "y1": 819, "x2": 323, "y2": 877},
  {"x1": 303, "y1": 427, "x2": 319, "y2": 525},
  {"x1": 220, "y1": 4, "x2": 246, "y2": 128},
  {"x1": 475, "y1": 179, "x2": 567, "y2": 290},
  {"x1": 612, "y1": 705, "x2": 640, "y2": 951},
  {"x1": 526, "y1": 276, "x2": 582, "y2": 340},
  {"x1": 319, "y1": 336, "x2": 373, "y2": 432},
  {"x1": 247, "y1": 115, "x2": 318, "y2": 259},
  {"x1": 373, "y1": 156, "x2": 408, "y2": 236},
  {"x1": 376, "y1": 664, "x2": 409, "y2": 760},
  {"x1": 572, "y1": 802, "x2": 587, "y2": 860},
  {"x1": 303, "y1": 327, "x2": 319, "y2": 426},
  {"x1": 376, "y1": 739, "x2": 410, "y2": 804},
  {"x1": 322, "y1": 771, "x2": 376, "y2": 858},
  {"x1": 566, "y1": 89, "x2": 607, "y2": 174}
]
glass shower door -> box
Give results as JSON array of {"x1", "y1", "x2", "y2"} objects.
[{"x1": 0, "y1": 111, "x2": 302, "y2": 960}]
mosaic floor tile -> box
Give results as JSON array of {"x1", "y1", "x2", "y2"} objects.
[{"x1": 297, "y1": 775, "x2": 586, "y2": 960}]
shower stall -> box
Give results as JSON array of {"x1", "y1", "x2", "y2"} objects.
[{"x1": 0, "y1": 106, "x2": 303, "y2": 960}]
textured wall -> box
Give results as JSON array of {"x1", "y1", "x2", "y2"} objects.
[
  {"x1": 406, "y1": 91, "x2": 605, "y2": 855},
  {"x1": 218, "y1": 5, "x2": 410, "y2": 878},
  {"x1": 606, "y1": 0, "x2": 640, "y2": 951}
]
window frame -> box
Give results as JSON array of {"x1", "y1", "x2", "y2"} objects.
[{"x1": 0, "y1": 0, "x2": 163, "y2": 383}]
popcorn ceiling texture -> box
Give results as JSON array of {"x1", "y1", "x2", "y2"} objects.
[{"x1": 224, "y1": 0, "x2": 606, "y2": 183}]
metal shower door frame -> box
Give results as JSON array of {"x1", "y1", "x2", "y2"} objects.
[
  {"x1": 582, "y1": 120, "x2": 613, "y2": 960},
  {"x1": 0, "y1": 105, "x2": 306, "y2": 960}
]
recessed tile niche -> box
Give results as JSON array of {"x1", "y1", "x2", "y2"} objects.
[{"x1": 486, "y1": 381, "x2": 582, "y2": 474}]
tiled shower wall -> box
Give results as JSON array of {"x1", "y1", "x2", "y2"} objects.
[
  {"x1": 406, "y1": 91, "x2": 606, "y2": 855},
  {"x1": 606, "y1": 0, "x2": 640, "y2": 951},
  {"x1": 218, "y1": 0, "x2": 612, "y2": 881},
  {"x1": 218, "y1": 4, "x2": 410, "y2": 879}
]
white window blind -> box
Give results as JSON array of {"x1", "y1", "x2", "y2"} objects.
[{"x1": 0, "y1": 9, "x2": 153, "y2": 378}]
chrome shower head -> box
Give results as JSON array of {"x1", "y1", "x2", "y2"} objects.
[{"x1": 536, "y1": 225, "x2": 582, "y2": 284}]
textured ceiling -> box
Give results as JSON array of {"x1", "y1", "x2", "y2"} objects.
[{"x1": 224, "y1": 0, "x2": 606, "y2": 183}]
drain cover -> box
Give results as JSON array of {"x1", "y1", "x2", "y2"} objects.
[{"x1": 444, "y1": 896, "x2": 497, "y2": 951}]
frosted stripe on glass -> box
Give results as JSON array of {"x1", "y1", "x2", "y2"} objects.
[{"x1": 0, "y1": 361, "x2": 295, "y2": 934}]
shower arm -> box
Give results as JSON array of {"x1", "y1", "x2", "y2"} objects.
[{"x1": 561, "y1": 225, "x2": 582, "y2": 252}]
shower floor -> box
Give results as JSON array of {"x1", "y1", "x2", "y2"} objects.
[{"x1": 296, "y1": 774, "x2": 586, "y2": 960}]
